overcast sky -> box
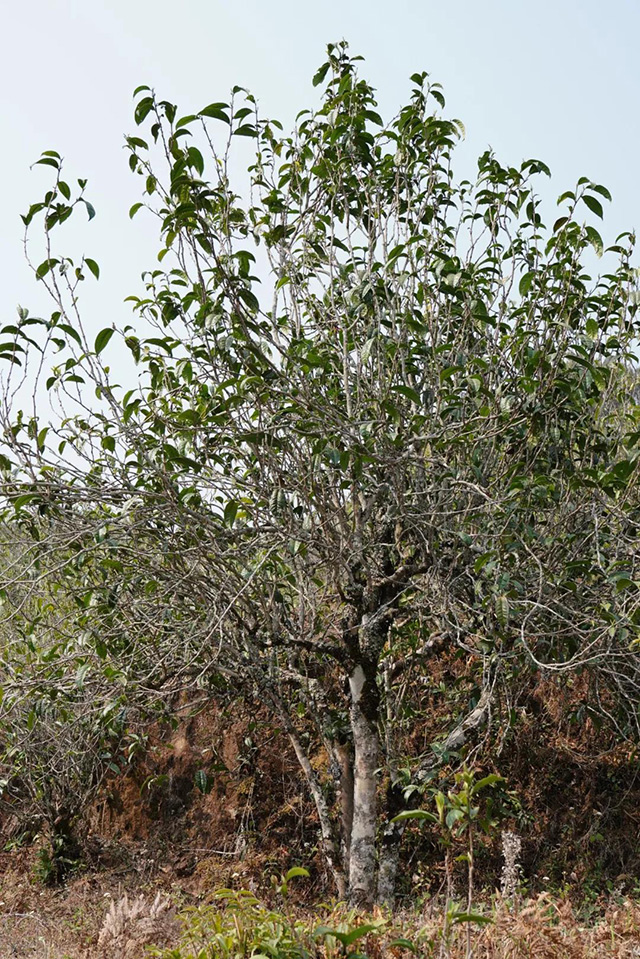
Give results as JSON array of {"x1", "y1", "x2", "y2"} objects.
[{"x1": 2, "y1": 0, "x2": 639, "y2": 356}]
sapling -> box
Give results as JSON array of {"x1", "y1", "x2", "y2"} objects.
[{"x1": 393, "y1": 768, "x2": 503, "y2": 957}]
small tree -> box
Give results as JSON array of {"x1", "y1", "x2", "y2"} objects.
[
  {"x1": 2, "y1": 43, "x2": 640, "y2": 905},
  {"x1": 0, "y1": 526, "x2": 130, "y2": 879}
]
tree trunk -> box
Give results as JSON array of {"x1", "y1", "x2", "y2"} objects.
[
  {"x1": 376, "y1": 834, "x2": 403, "y2": 908},
  {"x1": 47, "y1": 814, "x2": 82, "y2": 885},
  {"x1": 336, "y1": 741, "x2": 354, "y2": 879},
  {"x1": 376, "y1": 781, "x2": 406, "y2": 907},
  {"x1": 377, "y1": 660, "x2": 404, "y2": 907},
  {"x1": 348, "y1": 662, "x2": 379, "y2": 908}
]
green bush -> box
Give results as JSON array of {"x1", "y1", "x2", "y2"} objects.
[
  {"x1": 149, "y1": 887, "x2": 394, "y2": 959},
  {"x1": 150, "y1": 889, "x2": 315, "y2": 959}
]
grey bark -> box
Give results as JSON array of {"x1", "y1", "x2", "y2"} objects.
[
  {"x1": 416, "y1": 685, "x2": 493, "y2": 782},
  {"x1": 377, "y1": 662, "x2": 404, "y2": 907},
  {"x1": 347, "y1": 662, "x2": 379, "y2": 908},
  {"x1": 376, "y1": 832, "x2": 403, "y2": 908},
  {"x1": 336, "y1": 741, "x2": 354, "y2": 876}
]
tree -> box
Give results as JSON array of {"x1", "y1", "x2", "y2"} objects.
[
  {"x1": 0, "y1": 524, "x2": 134, "y2": 879},
  {"x1": 2, "y1": 42, "x2": 640, "y2": 906}
]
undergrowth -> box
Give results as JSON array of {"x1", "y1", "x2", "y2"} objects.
[{"x1": 142, "y1": 889, "x2": 640, "y2": 959}]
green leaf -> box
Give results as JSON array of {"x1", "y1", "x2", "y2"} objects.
[
  {"x1": 582, "y1": 194, "x2": 604, "y2": 219},
  {"x1": 134, "y1": 95, "x2": 154, "y2": 125},
  {"x1": 34, "y1": 157, "x2": 60, "y2": 170},
  {"x1": 342, "y1": 924, "x2": 384, "y2": 947},
  {"x1": 57, "y1": 323, "x2": 82, "y2": 347},
  {"x1": 440, "y1": 365, "x2": 461, "y2": 383},
  {"x1": 591, "y1": 183, "x2": 612, "y2": 202},
  {"x1": 360, "y1": 336, "x2": 375, "y2": 364},
  {"x1": 392, "y1": 809, "x2": 438, "y2": 823},
  {"x1": 176, "y1": 114, "x2": 197, "y2": 129},
  {"x1": 519, "y1": 271, "x2": 534, "y2": 296},
  {"x1": 12, "y1": 492, "x2": 38, "y2": 510},
  {"x1": 95, "y1": 328, "x2": 114, "y2": 354},
  {"x1": 495, "y1": 594, "x2": 510, "y2": 628},
  {"x1": 199, "y1": 102, "x2": 230, "y2": 124},
  {"x1": 75, "y1": 663, "x2": 90, "y2": 688},
  {"x1": 284, "y1": 866, "x2": 309, "y2": 882},
  {"x1": 36, "y1": 259, "x2": 58, "y2": 279},
  {"x1": 446, "y1": 808, "x2": 465, "y2": 829},
  {"x1": 388, "y1": 939, "x2": 417, "y2": 952},
  {"x1": 187, "y1": 146, "x2": 205, "y2": 176},
  {"x1": 238, "y1": 288, "x2": 260, "y2": 312},
  {"x1": 471, "y1": 774, "x2": 504, "y2": 795},
  {"x1": 314, "y1": 924, "x2": 382, "y2": 948},
  {"x1": 270, "y1": 488, "x2": 287, "y2": 515},
  {"x1": 390, "y1": 384, "x2": 421, "y2": 404},
  {"x1": 452, "y1": 913, "x2": 493, "y2": 926},
  {"x1": 84, "y1": 258, "x2": 100, "y2": 280},
  {"x1": 194, "y1": 770, "x2": 213, "y2": 794},
  {"x1": 126, "y1": 136, "x2": 149, "y2": 150},
  {"x1": 614, "y1": 577, "x2": 635, "y2": 593},
  {"x1": 224, "y1": 500, "x2": 238, "y2": 526},
  {"x1": 83, "y1": 199, "x2": 96, "y2": 221},
  {"x1": 312, "y1": 62, "x2": 330, "y2": 87},
  {"x1": 586, "y1": 318, "x2": 599, "y2": 338},
  {"x1": 129, "y1": 202, "x2": 144, "y2": 219},
  {"x1": 585, "y1": 226, "x2": 603, "y2": 257}
]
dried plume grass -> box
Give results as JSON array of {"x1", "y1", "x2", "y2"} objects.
[{"x1": 95, "y1": 892, "x2": 179, "y2": 958}]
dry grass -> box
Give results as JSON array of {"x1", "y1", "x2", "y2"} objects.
[
  {"x1": 2, "y1": 857, "x2": 640, "y2": 958},
  {"x1": 476, "y1": 896, "x2": 640, "y2": 958},
  {"x1": 0, "y1": 843, "x2": 183, "y2": 959},
  {"x1": 369, "y1": 896, "x2": 640, "y2": 958}
]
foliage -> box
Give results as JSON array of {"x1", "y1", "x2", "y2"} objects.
[
  {"x1": 0, "y1": 527, "x2": 134, "y2": 879},
  {"x1": 34, "y1": 833, "x2": 83, "y2": 885},
  {"x1": 394, "y1": 769, "x2": 503, "y2": 954},
  {"x1": 151, "y1": 889, "x2": 319, "y2": 959}
]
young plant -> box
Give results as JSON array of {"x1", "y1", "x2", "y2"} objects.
[{"x1": 394, "y1": 769, "x2": 502, "y2": 955}]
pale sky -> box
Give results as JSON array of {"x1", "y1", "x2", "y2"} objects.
[{"x1": 2, "y1": 0, "x2": 639, "y2": 357}]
